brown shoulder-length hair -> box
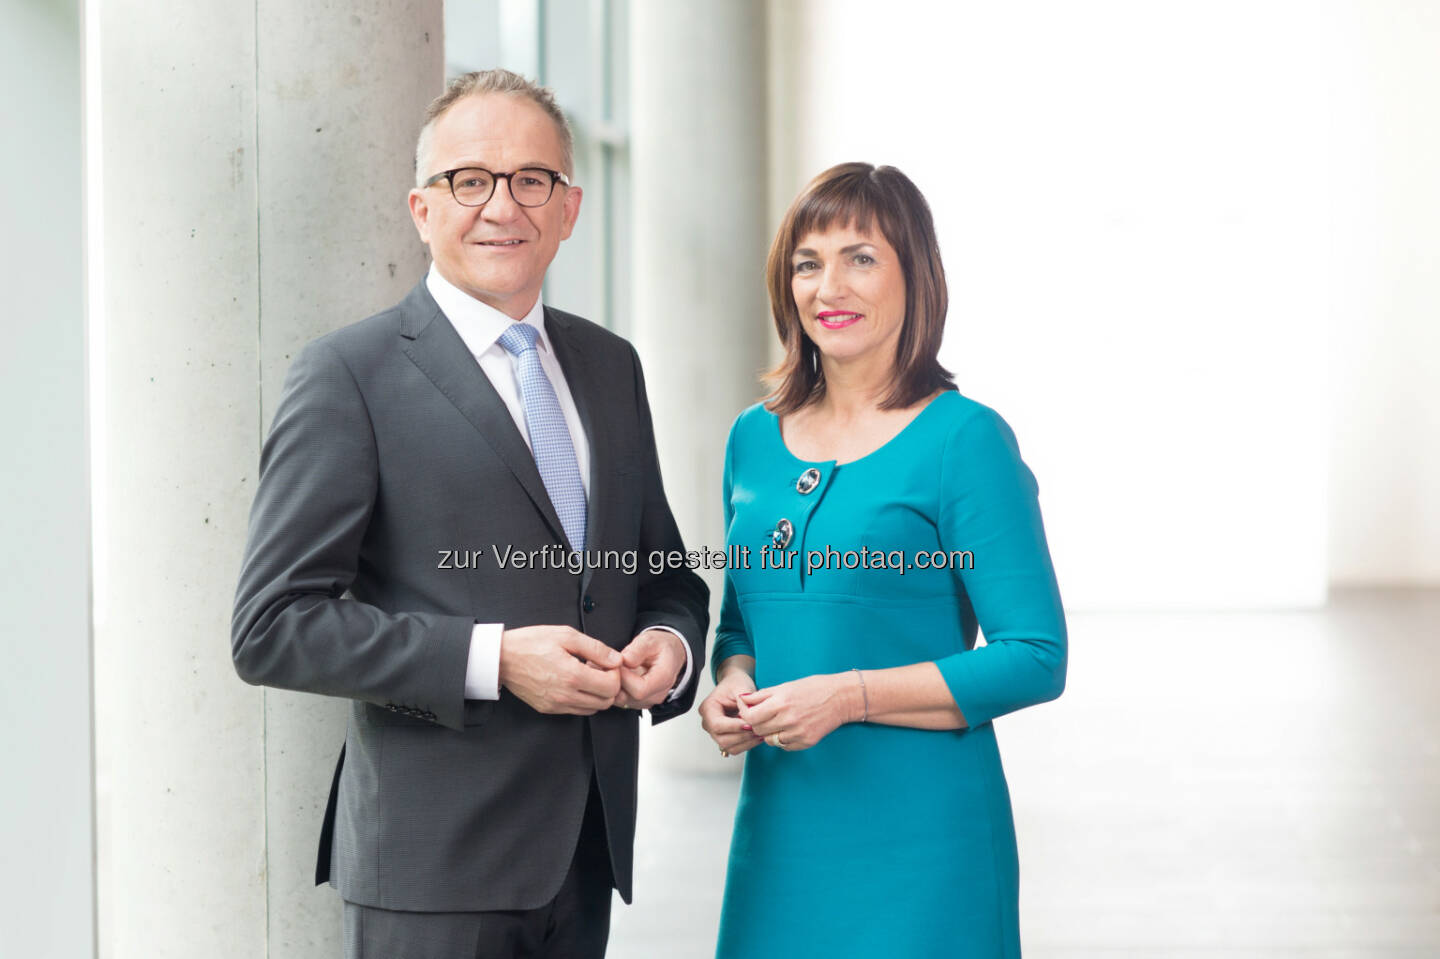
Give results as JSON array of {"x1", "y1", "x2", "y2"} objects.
[{"x1": 763, "y1": 162, "x2": 955, "y2": 415}]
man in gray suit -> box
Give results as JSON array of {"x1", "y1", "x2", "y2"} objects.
[{"x1": 232, "y1": 69, "x2": 709, "y2": 958}]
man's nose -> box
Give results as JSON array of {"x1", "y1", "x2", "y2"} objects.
[{"x1": 480, "y1": 175, "x2": 524, "y2": 222}]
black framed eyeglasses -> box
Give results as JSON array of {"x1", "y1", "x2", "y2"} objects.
[{"x1": 422, "y1": 166, "x2": 570, "y2": 208}]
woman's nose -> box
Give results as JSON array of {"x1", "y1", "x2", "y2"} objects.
[{"x1": 817, "y1": 265, "x2": 846, "y2": 303}]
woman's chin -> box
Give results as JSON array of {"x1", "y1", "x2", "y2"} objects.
[{"x1": 815, "y1": 340, "x2": 883, "y2": 367}]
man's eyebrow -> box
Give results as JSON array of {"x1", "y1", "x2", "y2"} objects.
[{"x1": 449, "y1": 160, "x2": 558, "y2": 170}]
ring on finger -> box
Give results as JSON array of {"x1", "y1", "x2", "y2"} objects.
[{"x1": 766, "y1": 733, "x2": 785, "y2": 748}]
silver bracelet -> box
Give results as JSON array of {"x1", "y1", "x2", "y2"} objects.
[{"x1": 852, "y1": 667, "x2": 868, "y2": 723}]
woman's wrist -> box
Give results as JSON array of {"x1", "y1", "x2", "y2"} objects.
[
  {"x1": 835, "y1": 670, "x2": 868, "y2": 724},
  {"x1": 716, "y1": 654, "x2": 755, "y2": 685}
]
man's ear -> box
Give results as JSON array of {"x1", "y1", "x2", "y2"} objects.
[
  {"x1": 558, "y1": 184, "x2": 583, "y2": 241},
  {"x1": 408, "y1": 189, "x2": 431, "y2": 245}
]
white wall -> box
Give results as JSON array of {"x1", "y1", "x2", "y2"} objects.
[
  {"x1": 770, "y1": 0, "x2": 1365, "y2": 608},
  {"x1": 1327, "y1": 1, "x2": 1440, "y2": 587},
  {"x1": 0, "y1": 2, "x2": 94, "y2": 956}
]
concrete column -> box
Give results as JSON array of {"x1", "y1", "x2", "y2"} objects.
[
  {"x1": 630, "y1": 1, "x2": 771, "y2": 773},
  {"x1": 256, "y1": 5, "x2": 442, "y2": 956},
  {"x1": 93, "y1": 2, "x2": 442, "y2": 956}
]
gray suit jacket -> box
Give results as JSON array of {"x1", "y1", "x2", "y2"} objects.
[{"x1": 231, "y1": 279, "x2": 709, "y2": 912}]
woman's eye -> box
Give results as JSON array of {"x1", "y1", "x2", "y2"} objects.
[
  {"x1": 853, "y1": 253, "x2": 875, "y2": 266},
  {"x1": 793, "y1": 260, "x2": 818, "y2": 273}
]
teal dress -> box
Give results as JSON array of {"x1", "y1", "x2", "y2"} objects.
[{"x1": 712, "y1": 391, "x2": 1067, "y2": 958}]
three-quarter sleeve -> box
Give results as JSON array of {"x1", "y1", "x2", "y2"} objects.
[
  {"x1": 711, "y1": 422, "x2": 755, "y2": 679},
  {"x1": 932, "y1": 406, "x2": 1067, "y2": 726}
]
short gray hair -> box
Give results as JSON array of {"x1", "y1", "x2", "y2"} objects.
[{"x1": 414, "y1": 69, "x2": 575, "y2": 187}]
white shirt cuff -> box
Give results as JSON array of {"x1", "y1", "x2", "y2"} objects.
[
  {"x1": 646, "y1": 625, "x2": 693, "y2": 703},
  {"x1": 465, "y1": 623, "x2": 503, "y2": 700},
  {"x1": 470, "y1": 622, "x2": 691, "y2": 704}
]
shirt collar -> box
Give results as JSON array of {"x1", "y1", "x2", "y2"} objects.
[{"x1": 425, "y1": 263, "x2": 550, "y2": 357}]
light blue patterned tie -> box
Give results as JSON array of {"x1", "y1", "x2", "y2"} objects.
[{"x1": 498, "y1": 322, "x2": 587, "y2": 553}]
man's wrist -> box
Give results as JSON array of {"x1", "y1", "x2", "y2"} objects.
[
  {"x1": 643, "y1": 626, "x2": 691, "y2": 703},
  {"x1": 667, "y1": 633, "x2": 687, "y2": 693}
]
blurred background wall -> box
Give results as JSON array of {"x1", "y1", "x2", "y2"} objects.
[
  {"x1": 1, "y1": 0, "x2": 1436, "y2": 956},
  {"x1": 0, "y1": 1, "x2": 92, "y2": 956}
]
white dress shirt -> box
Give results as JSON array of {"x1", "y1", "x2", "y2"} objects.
[{"x1": 426, "y1": 265, "x2": 693, "y2": 705}]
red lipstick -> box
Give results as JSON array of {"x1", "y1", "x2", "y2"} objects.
[{"x1": 816, "y1": 310, "x2": 862, "y2": 330}]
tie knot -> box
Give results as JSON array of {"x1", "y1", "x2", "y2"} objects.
[{"x1": 498, "y1": 322, "x2": 540, "y2": 357}]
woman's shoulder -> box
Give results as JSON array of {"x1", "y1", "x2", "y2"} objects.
[
  {"x1": 726, "y1": 400, "x2": 776, "y2": 443},
  {"x1": 926, "y1": 389, "x2": 1003, "y2": 431},
  {"x1": 927, "y1": 390, "x2": 1023, "y2": 457},
  {"x1": 719, "y1": 402, "x2": 779, "y2": 476}
]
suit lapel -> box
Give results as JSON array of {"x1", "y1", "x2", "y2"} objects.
[{"x1": 397, "y1": 283, "x2": 569, "y2": 548}]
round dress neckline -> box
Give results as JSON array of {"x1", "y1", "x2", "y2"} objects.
[{"x1": 769, "y1": 390, "x2": 957, "y2": 468}]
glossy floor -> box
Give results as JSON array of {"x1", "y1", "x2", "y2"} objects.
[{"x1": 609, "y1": 588, "x2": 1440, "y2": 958}]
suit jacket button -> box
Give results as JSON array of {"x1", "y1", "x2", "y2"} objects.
[{"x1": 582, "y1": 594, "x2": 595, "y2": 613}]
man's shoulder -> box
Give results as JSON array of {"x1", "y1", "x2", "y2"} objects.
[
  {"x1": 312, "y1": 306, "x2": 401, "y2": 353},
  {"x1": 301, "y1": 282, "x2": 435, "y2": 363},
  {"x1": 543, "y1": 306, "x2": 635, "y2": 359}
]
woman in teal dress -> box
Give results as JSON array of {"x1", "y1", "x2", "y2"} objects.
[{"x1": 699, "y1": 163, "x2": 1067, "y2": 958}]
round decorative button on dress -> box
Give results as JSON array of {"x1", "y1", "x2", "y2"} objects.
[
  {"x1": 795, "y1": 467, "x2": 821, "y2": 494},
  {"x1": 769, "y1": 518, "x2": 793, "y2": 549}
]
